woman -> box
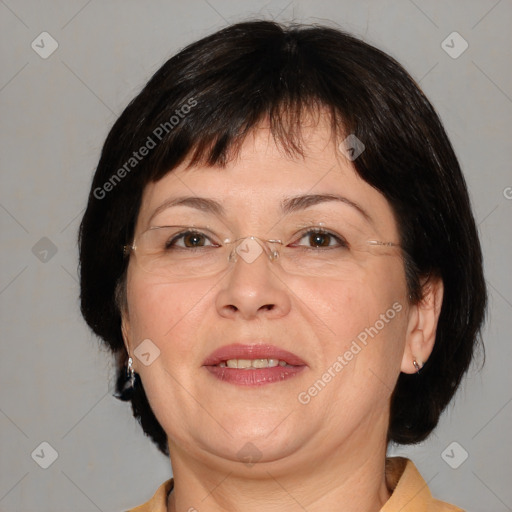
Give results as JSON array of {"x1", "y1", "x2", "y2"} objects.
[{"x1": 79, "y1": 21, "x2": 486, "y2": 511}]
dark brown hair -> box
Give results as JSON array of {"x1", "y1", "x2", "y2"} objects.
[{"x1": 78, "y1": 20, "x2": 486, "y2": 455}]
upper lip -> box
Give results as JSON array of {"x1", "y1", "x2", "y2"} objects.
[{"x1": 203, "y1": 344, "x2": 306, "y2": 366}]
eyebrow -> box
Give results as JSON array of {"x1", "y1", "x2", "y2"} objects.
[
  {"x1": 281, "y1": 193, "x2": 372, "y2": 223},
  {"x1": 149, "y1": 196, "x2": 225, "y2": 224},
  {"x1": 148, "y1": 193, "x2": 372, "y2": 224}
]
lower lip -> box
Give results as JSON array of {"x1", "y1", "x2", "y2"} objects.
[{"x1": 205, "y1": 365, "x2": 305, "y2": 386}]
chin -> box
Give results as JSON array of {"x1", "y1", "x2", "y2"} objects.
[{"x1": 189, "y1": 416, "x2": 305, "y2": 465}]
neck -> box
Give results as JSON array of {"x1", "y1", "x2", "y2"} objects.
[{"x1": 166, "y1": 417, "x2": 392, "y2": 512}]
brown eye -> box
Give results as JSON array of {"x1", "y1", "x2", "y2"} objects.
[
  {"x1": 182, "y1": 232, "x2": 207, "y2": 247},
  {"x1": 309, "y1": 232, "x2": 332, "y2": 247},
  {"x1": 291, "y1": 229, "x2": 347, "y2": 249},
  {"x1": 164, "y1": 230, "x2": 215, "y2": 249}
]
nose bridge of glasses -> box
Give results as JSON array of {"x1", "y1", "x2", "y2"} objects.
[{"x1": 227, "y1": 236, "x2": 281, "y2": 265}]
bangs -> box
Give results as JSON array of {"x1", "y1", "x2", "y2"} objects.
[
  {"x1": 153, "y1": 102, "x2": 346, "y2": 181},
  {"x1": 108, "y1": 23, "x2": 368, "y2": 186}
]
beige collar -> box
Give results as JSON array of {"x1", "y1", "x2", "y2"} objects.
[{"x1": 128, "y1": 457, "x2": 462, "y2": 512}]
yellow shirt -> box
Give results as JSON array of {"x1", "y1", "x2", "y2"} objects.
[{"x1": 127, "y1": 457, "x2": 463, "y2": 512}]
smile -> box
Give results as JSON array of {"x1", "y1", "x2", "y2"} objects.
[
  {"x1": 218, "y1": 359, "x2": 292, "y2": 368},
  {"x1": 203, "y1": 344, "x2": 306, "y2": 386}
]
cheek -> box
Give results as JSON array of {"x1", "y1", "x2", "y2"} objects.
[
  {"x1": 296, "y1": 258, "x2": 407, "y2": 342},
  {"x1": 126, "y1": 271, "x2": 213, "y2": 354}
]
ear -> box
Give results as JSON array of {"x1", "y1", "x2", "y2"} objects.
[{"x1": 401, "y1": 275, "x2": 444, "y2": 373}]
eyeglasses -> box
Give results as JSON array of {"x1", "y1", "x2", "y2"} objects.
[{"x1": 123, "y1": 225, "x2": 401, "y2": 280}]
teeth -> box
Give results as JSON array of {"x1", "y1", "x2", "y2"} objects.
[
  {"x1": 252, "y1": 358, "x2": 280, "y2": 368},
  {"x1": 222, "y1": 358, "x2": 289, "y2": 369}
]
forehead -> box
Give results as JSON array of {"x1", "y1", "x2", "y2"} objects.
[{"x1": 136, "y1": 121, "x2": 398, "y2": 237}]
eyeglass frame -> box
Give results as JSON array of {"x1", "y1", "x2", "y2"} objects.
[{"x1": 122, "y1": 226, "x2": 402, "y2": 274}]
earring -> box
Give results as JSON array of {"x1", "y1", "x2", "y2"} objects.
[
  {"x1": 114, "y1": 356, "x2": 137, "y2": 400},
  {"x1": 413, "y1": 359, "x2": 422, "y2": 373},
  {"x1": 127, "y1": 357, "x2": 136, "y2": 387}
]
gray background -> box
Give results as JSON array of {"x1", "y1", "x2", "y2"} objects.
[{"x1": 0, "y1": 1, "x2": 511, "y2": 511}]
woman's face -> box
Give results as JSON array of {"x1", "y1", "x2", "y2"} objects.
[{"x1": 122, "y1": 121, "x2": 412, "y2": 472}]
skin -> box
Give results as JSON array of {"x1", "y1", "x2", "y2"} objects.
[{"x1": 121, "y1": 119, "x2": 443, "y2": 512}]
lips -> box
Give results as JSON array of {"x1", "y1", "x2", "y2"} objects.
[
  {"x1": 203, "y1": 344, "x2": 307, "y2": 386},
  {"x1": 203, "y1": 344, "x2": 306, "y2": 367}
]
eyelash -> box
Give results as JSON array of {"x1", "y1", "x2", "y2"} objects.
[
  {"x1": 290, "y1": 228, "x2": 349, "y2": 249},
  {"x1": 165, "y1": 230, "x2": 218, "y2": 249},
  {"x1": 164, "y1": 228, "x2": 349, "y2": 250}
]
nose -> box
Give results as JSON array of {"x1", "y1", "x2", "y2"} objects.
[{"x1": 215, "y1": 243, "x2": 292, "y2": 321}]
